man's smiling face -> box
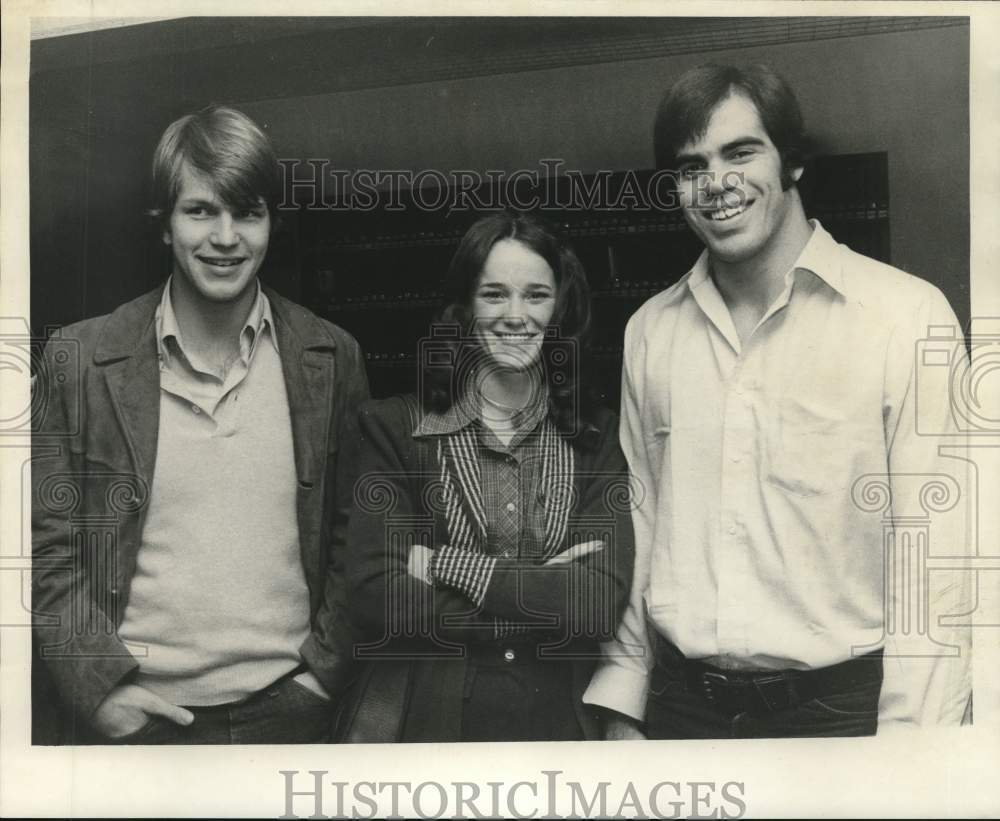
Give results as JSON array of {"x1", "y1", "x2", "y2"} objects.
[
  {"x1": 676, "y1": 92, "x2": 803, "y2": 267},
  {"x1": 163, "y1": 162, "x2": 271, "y2": 307}
]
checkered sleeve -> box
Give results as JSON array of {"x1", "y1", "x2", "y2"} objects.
[{"x1": 429, "y1": 545, "x2": 498, "y2": 607}]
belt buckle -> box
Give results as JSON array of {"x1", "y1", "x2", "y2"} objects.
[{"x1": 700, "y1": 671, "x2": 730, "y2": 705}]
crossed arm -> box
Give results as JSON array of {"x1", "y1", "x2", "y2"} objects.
[{"x1": 346, "y1": 398, "x2": 635, "y2": 651}]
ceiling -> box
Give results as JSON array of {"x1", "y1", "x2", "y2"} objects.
[{"x1": 30, "y1": 16, "x2": 967, "y2": 106}]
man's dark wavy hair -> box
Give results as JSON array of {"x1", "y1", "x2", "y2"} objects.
[
  {"x1": 420, "y1": 211, "x2": 593, "y2": 436},
  {"x1": 653, "y1": 63, "x2": 808, "y2": 190}
]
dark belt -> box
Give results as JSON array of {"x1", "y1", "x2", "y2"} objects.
[{"x1": 652, "y1": 634, "x2": 883, "y2": 716}]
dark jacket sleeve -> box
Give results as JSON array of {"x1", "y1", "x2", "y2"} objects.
[
  {"x1": 439, "y1": 411, "x2": 636, "y2": 643},
  {"x1": 301, "y1": 329, "x2": 372, "y2": 695},
  {"x1": 31, "y1": 327, "x2": 139, "y2": 723},
  {"x1": 347, "y1": 397, "x2": 498, "y2": 650}
]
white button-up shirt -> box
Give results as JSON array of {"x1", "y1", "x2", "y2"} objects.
[{"x1": 584, "y1": 221, "x2": 972, "y2": 727}]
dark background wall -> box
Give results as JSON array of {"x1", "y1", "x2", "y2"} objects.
[{"x1": 30, "y1": 16, "x2": 969, "y2": 335}]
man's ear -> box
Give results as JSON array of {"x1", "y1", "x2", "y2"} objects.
[
  {"x1": 162, "y1": 227, "x2": 171, "y2": 245},
  {"x1": 790, "y1": 166, "x2": 804, "y2": 183}
]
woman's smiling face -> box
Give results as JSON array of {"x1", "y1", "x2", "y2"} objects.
[{"x1": 472, "y1": 238, "x2": 557, "y2": 372}]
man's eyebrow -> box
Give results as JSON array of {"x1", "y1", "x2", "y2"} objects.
[
  {"x1": 674, "y1": 150, "x2": 706, "y2": 166},
  {"x1": 720, "y1": 136, "x2": 767, "y2": 153},
  {"x1": 675, "y1": 136, "x2": 767, "y2": 165}
]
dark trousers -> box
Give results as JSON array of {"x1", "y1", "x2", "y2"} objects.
[
  {"x1": 644, "y1": 639, "x2": 882, "y2": 739},
  {"x1": 86, "y1": 674, "x2": 334, "y2": 745},
  {"x1": 460, "y1": 641, "x2": 583, "y2": 742}
]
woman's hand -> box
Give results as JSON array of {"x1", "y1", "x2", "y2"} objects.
[
  {"x1": 407, "y1": 543, "x2": 433, "y2": 585},
  {"x1": 544, "y1": 539, "x2": 606, "y2": 566}
]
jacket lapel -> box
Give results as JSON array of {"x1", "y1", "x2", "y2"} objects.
[
  {"x1": 275, "y1": 321, "x2": 333, "y2": 490},
  {"x1": 96, "y1": 288, "x2": 163, "y2": 486},
  {"x1": 269, "y1": 290, "x2": 336, "y2": 604}
]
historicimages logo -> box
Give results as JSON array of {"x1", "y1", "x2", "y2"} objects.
[{"x1": 279, "y1": 770, "x2": 748, "y2": 820}]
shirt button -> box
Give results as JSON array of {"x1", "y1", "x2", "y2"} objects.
[
  {"x1": 503, "y1": 649, "x2": 516, "y2": 662},
  {"x1": 191, "y1": 404, "x2": 201, "y2": 414},
  {"x1": 728, "y1": 524, "x2": 737, "y2": 535},
  {"x1": 506, "y1": 502, "x2": 516, "y2": 512},
  {"x1": 731, "y1": 453, "x2": 741, "y2": 463}
]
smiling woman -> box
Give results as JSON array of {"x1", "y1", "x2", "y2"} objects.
[
  {"x1": 423, "y1": 212, "x2": 593, "y2": 434},
  {"x1": 341, "y1": 212, "x2": 636, "y2": 743},
  {"x1": 471, "y1": 238, "x2": 557, "y2": 425}
]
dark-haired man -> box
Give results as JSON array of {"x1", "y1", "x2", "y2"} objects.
[
  {"x1": 585, "y1": 65, "x2": 971, "y2": 737},
  {"x1": 32, "y1": 106, "x2": 369, "y2": 744}
]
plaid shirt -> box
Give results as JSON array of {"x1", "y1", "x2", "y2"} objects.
[{"x1": 415, "y1": 392, "x2": 561, "y2": 607}]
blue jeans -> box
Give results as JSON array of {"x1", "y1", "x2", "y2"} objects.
[{"x1": 91, "y1": 675, "x2": 334, "y2": 745}]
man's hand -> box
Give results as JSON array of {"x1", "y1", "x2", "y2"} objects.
[
  {"x1": 407, "y1": 544, "x2": 433, "y2": 585},
  {"x1": 92, "y1": 684, "x2": 194, "y2": 738},
  {"x1": 545, "y1": 539, "x2": 606, "y2": 566},
  {"x1": 603, "y1": 711, "x2": 646, "y2": 740}
]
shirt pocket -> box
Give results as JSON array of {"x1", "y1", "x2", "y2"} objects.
[{"x1": 764, "y1": 401, "x2": 871, "y2": 497}]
